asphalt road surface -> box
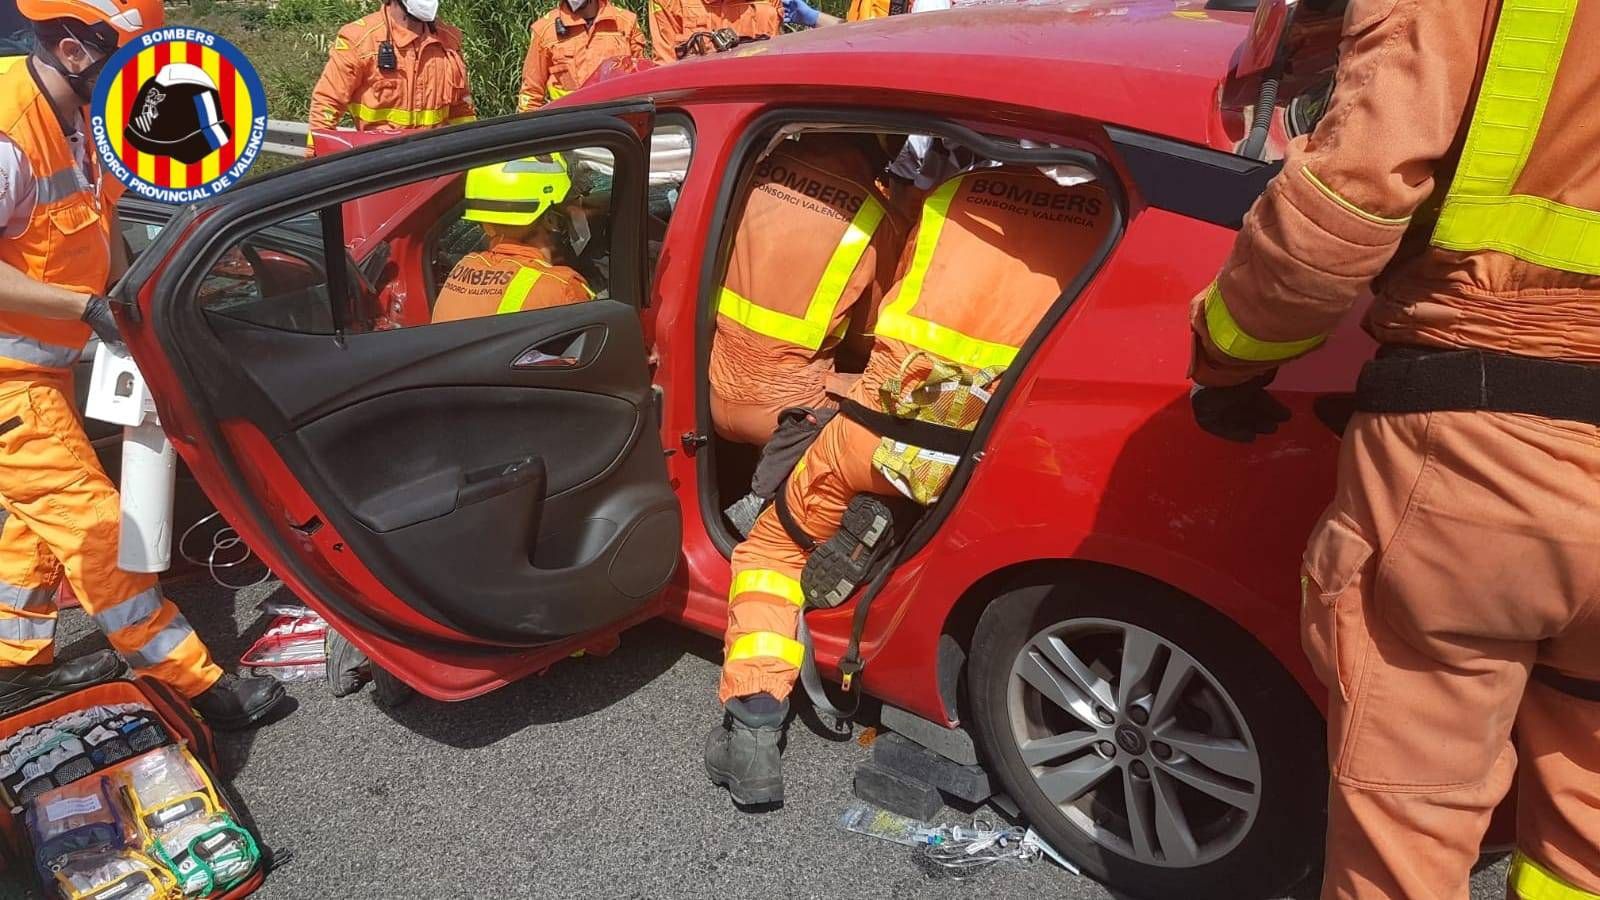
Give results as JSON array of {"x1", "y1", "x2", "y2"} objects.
[{"x1": 6, "y1": 573, "x2": 1511, "y2": 899}]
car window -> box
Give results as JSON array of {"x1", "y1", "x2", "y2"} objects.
[
  {"x1": 426, "y1": 123, "x2": 692, "y2": 306},
  {"x1": 199, "y1": 139, "x2": 638, "y2": 334}
]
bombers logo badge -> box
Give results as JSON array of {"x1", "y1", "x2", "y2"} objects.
[{"x1": 91, "y1": 27, "x2": 268, "y2": 204}]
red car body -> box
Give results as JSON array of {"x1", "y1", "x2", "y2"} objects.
[{"x1": 118, "y1": 0, "x2": 1512, "y2": 887}]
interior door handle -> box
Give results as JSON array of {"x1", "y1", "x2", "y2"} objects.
[
  {"x1": 513, "y1": 331, "x2": 591, "y2": 369},
  {"x1": 458, "y1": 455, "x2": 545, "y2": 508}
]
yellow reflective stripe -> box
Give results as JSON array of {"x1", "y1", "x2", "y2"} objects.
[
  {"x1": 729, "y1": 569, "x2": 804, "y2": 607},
  {"x1": 717, "y1": 197, "x2": 885, "y2": 350},
  {"x1": 1434, "y1": 194, "x2": 1600, "y2": 276},
  {"x1": 497, "y1": 268, "x2": 544, "y2": 314},
  {"x1": 875, "y1": 176, "x2": 1021, "y2": 371},
  {"x1": 547, "y1": 83, "x2": 571, "y2": 100},
  {"x1": 347, "y1": 101, "x2": 451, "y2": 127},
  {"x1": 1202, "y1": 281, "x2": 1326, "y2": 362},
  {"x1": 1299, "y1": 167, "x2": 1409, "y2": 226},
  {"x1": 446, "y1": 114, "x2": 477, "y2": 126},
  {"x1": 1447, "y1": 0, "x2": 1575, "y2": 197},
  {"x1": 726, "y1": 631, "x2": 806, "y2": 668},
  {"x1": 1431, "y1": 0, "x2": 1597, "y2": 272},
  {"x1": 1509, "y1": 851, "x2": 1600, "y2": 900}
]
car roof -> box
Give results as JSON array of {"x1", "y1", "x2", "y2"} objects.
[{"x1": 579, "y1": 0, "x2": 1253, "y2": 148}]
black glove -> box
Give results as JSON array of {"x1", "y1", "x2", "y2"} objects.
[
  {"x1": 80, "y1": 294, "x2": 122, "y2": 347},
  {"x1": 1190, "y1": 372, "x2": 1290, "y2": 443}
]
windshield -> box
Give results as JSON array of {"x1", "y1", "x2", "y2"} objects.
[{"x1": 0, "y1": 2, "x2": 29, "y2": 58}]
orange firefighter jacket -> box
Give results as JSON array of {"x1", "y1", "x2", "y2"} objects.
[
  {"x1": 432, "y1": 241, "x2": 593, "y2": 324},
  {"x1": 709, "y1": 136, "x2": 906, "y2": 444},
  {"x1": 1192, "y1": 0, "x2": 1600, "y2": 385},
  {"x1": 518, "y1": 1, "x2": 646, "y2": 112},
  {"x1": 649, "y1": 0, "x2": 781, "y2": 63},
  {"x1": 308, "y1": 6, "x2": 475, "y2": 144},
  {"x1": 0, "y1": 62, "x2": 114, "y2": 374}
]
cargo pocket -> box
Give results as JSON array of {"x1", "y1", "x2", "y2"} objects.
[{"x1": 1301, "y1": 514, "x2": 1374, "y2": 701}]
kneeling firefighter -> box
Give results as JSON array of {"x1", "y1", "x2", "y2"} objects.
[
  {"x1": 706, "y1": 162, "x2": 1112, "y2": 806},
  {"x1": 0, "y1": 0, "x2": 286, "y2": 728},
  {"x1": 433, "y1": 155, "x2": 594, "y2": 324},
  {"x1": 1188, "y1": 1, "x2": 1600, "y2": 897}
]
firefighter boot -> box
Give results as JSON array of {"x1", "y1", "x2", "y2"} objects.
[
  {"x1": 191, "y1": 673, "x2": 290, "y2": 731},
  {"x1": 0, "y1": 650, "x2": 123, "y2": 710},
  {"x1": 705, "y1": 693, "x2": 787, "y2": 807}
]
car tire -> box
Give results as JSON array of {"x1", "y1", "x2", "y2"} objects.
[{"x1": 968, "y1": 573, "x2": 1325, "y2": 900}]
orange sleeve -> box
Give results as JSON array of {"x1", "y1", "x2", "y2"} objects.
[
  {"x1": 649, "y1": 0, "x2": 685, "y2": 64},
  {"x1": 518, "y1": 24, "x2": 548, "y2": 112},
  {"x1": 1190, "y1": 0, "x2": 1493, "y2": 385},
  {"x1": 308, "y1": 28, "x2": 361, "y2": 134}
]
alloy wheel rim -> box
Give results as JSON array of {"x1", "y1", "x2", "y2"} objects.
[{"x1": 1005, "y1": 617, "x2": 1263, "y2": 868}]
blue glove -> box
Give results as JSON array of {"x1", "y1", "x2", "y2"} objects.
[{"x1": 783, "y1": 0, "x2": 822, "y2": 27}]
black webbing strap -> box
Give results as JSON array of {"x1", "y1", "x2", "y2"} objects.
[
  {"x1": 1356, "y1": 348, "x2": 1600, "y2": 426},
  {"x1": 773, "y1": 482, "x2": 816, "y2": 553},
  {"x1": 838, "y1": 399, "x2": 974, "y2": 456},
  {"x1": 887, "y1": 0, "x2": 910, "y2": 13},
  {"x1": 1533, "y1": 664, "x2": 1600, "y2": 702}
]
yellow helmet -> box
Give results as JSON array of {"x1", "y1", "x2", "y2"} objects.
[{"x1": 463, "y1": 154, "x2": 572, "y2": 227}]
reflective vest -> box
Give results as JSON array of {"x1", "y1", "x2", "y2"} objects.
[
  {"x1": 716, "y1": 149, "x2": 888, "y2": 352},
  {"x1": 856, "y1": 169, "x2": 1111, "y2": 504},
  {"x1": 0, "y1": 62, "x2": 112, "y2": 374},
  {"x1": 431, "y1": 244, "x2": 593, "y2": 325},
  {"x1": 1431, "y1": 0, "x2": 1600, "y2": 275}
]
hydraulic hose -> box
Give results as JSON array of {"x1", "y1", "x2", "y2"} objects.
[{"x1": 1241, "y1": 71, "x2": 1281, "y2": 160}]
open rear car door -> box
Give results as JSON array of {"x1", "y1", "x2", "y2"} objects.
[{"x1": 117, "y1": 102, "x2": 681, "y2": 700}]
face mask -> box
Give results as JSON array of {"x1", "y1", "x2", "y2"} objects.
[
  {"x1": 565, "y1": 0, "x2": 587, "y2": 12},
  {"x1": 400, "y1": 0, "x2": 438, "y2": 23},
  {"x1": 37, "y1": 32, "x2": 111, "y2": 105},
  {"x1": 68, "y1": 52, "x2": 110, "y2": 103}
]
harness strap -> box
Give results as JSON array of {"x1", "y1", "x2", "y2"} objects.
[
  {"x1": 773, "y1": 483, "x2": 816, "y2": 553},
  {"x1": 838, "y1": 398, "x2": 973, "y2": 456}
]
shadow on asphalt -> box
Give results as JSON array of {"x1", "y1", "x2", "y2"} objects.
[{"x1": 365, "y1": 616, "x2": 700, "y2": 748}]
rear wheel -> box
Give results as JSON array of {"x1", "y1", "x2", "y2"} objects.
[{"x1": 968, "y1": 575, "x2": 1325, "y2": 899}]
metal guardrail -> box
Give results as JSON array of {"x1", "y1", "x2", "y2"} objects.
[{"x1": 263, "y1": 119, "x2": 309, "y2": 159}]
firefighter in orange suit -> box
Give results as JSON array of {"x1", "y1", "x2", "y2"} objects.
[
  {"x1": 705, "y1": 163, "x2": 1111, "y2": 806},
  {"x1": 1187, "y1": 1, "x2": 1600, "y2": 898},
  {"x1": 649, "y1": 0, "x2": 780, "y2": 63},
  {"x1": 433, "y1": 156, "x2": 593, "y2": 323},
  {"x1": 710, "y1": 133, "x2": 905, "y2": 447},
  {"x1": 0, "y1": 0, "x2": 287, "y2": 729},
  {"x1": 307, "y1": 0, "x2": 475, "y2": 153},
  {"x1": 517, "y1": 0, "x2": 645, "y2": 112}
]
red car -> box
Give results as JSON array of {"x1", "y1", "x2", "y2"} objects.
[{"x1": 116, "y1": 1, "x2": 1434, "y2": 895}]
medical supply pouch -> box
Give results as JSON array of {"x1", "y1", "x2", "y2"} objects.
[
  {"x1": 25, "y1": 776, "x2": 129, "y2": 872},
  {"x1": 147, "y1": 813, "x2": 258, "y2": 897},
  {"x1": 0, "y1": 677, "x2": 267, "y2": 898},
  {"x1": 869, "y1": 351, "x2": 1000, "y2": 505},
  {"x1": 51, "y1": 848, "x2": 179, "y2": 900}
]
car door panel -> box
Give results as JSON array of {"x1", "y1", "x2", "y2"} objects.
[
  {"x1": 127, "y1": 102, "x2": 680, "y2": 685},
  {"x1": 200, "y1": 300, "x2": 675, "y2": 642}
]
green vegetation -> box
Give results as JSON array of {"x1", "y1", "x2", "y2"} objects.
[{"x1": 181, "y1": 0, "x2": 847, "y2": 122}]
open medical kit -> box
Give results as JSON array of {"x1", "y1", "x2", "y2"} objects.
[{"x1": 0, "y1": 674, "x2": 267, "y2": 898}]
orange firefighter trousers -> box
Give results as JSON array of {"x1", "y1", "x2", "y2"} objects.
[
  {"x1": 720, "y1": 416, "x2": 888, "y2": 702},
  {"x1": 1302, "y1": 410, "x2": 1600, "y2": 900},
  {"x1": 0, "y1": 375, "x2": 223, "y2": 698}
]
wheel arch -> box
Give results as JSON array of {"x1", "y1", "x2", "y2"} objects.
[{"x1": 934, "y1": 557, "x2": 1318, "y2": 725}]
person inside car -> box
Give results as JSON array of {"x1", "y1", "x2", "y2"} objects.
[
  {"x1": 707, "y1": 156, "x2": 1113, "y2": 807},
  {"x1": 433, "y1": 155, "x2": 594, "y2": 324}
]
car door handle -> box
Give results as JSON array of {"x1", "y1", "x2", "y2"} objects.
[
  {"x1": 458, "y1": 455, "x2": 546, "y2": 508},
  {"x1": 513, "y1": 330, "x2": 592, "y2": 369}
]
